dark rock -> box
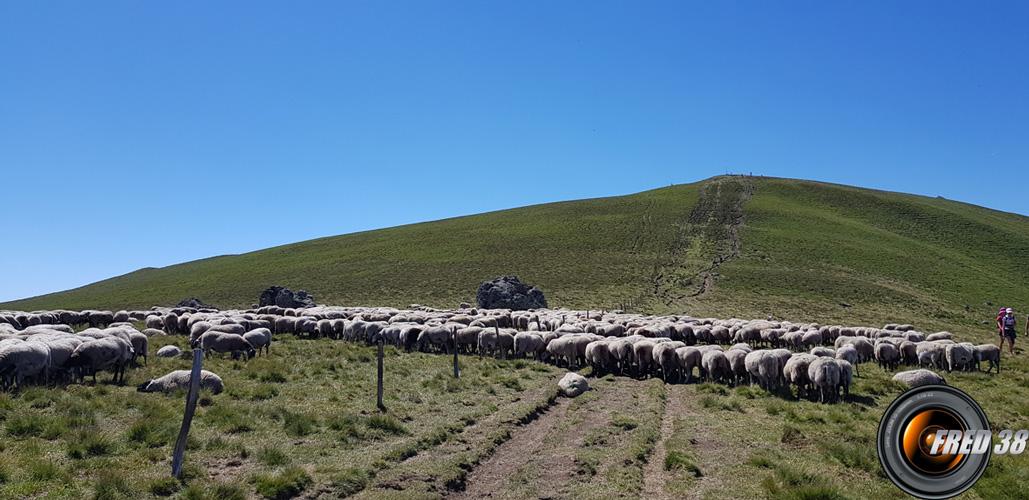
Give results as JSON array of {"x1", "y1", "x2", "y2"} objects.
[
  {"x1": 475, "y1": 276, "x2": 547, "y2": 311},
  {"x1": 259, "y1": 286, "x2": 316, "y2": 309},
  {"x1": 176, "y1": 297, "x2": 213, "y2": 309}
]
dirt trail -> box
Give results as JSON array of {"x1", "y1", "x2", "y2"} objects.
[
  {"x1": 360, "y1": 382, "x2": 559, "y2": 497},
  {"x1": 449, "y1": 377, "x2": 753, "y2": 499},
  {"x1": 450, "y1": 396, "x2": 575, "y2": 499},
  {"x1": 640, "y1": 384, "x2": 681, "y2": 499},
  {"x1": 451, "y1": 378, "x2": 641, "y2": 499},
  {"x1": 676, "y1": 394, "x2": 745, "y2": 499}
]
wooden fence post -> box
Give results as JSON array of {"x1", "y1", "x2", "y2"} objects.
[
  {"x1": 171, "y1": 349, "x2": 203, "y2": 479},
  {"x1": 376, "y1": 339, "x2": 385, "y2": 412},
  {"x1": 452, "y1": 326, "x2": 460, "y2": 378}
]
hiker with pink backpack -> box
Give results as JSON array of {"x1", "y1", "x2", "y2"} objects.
[{"x1": 997, "y1": 307, "x2": 1019, "y2": 355}]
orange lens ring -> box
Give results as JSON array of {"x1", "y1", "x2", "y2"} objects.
[{"x1": 901, "y1": 409, "x2": 966, "y2": 475}]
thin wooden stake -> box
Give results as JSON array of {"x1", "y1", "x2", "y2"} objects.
[
  {"x1": 376, "y1": 339, "x2": 385, "y2": 411},
  {"x1": 452, "y1": 326, "x2": 460, "y2": 378},
  {"x1": 171, "y1": 349, "x2": 203, "y2": 479}
]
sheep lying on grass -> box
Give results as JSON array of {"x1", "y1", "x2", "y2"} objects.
[
  {"x1": 137, "y1": 369, "x2": 224, "y2": 394},
  {"x1": 893, "y1": 369, "x2": 946, "y2": 388},
  {"x1": 156, "y1": 345, "x2": 182, "y2": 358}
]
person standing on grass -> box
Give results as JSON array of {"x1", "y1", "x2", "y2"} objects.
[{"x1": 997, "y1": 307, "x2": 1017, "y2": 355}]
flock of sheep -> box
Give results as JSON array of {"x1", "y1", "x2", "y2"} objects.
[{"x1": 0, "y1": 305, "x2": 1002, "y2": 403}]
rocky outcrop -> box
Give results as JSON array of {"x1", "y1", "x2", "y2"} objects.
[
  {"x1": 176, "y1": 297, "x2": 213, "y2": 309},
  {"x1": 476, "y1": 276, "x2": 547, "y2": 311},
  {"x1": 259, "y1": 286, "x2": 316, "y2": 309}
]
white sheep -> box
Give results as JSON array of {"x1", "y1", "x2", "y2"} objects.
[
  {"x1": 701, "y1": 350, "x2": 731, "y2": 384},
  {"x1": 675, "y1": 346, "x2": 702, "y2": 383},
  {"x1": 478, "y1": 328, "x2": 500, "y2": 358},
  {"x1": 585, "y1": 340, "x2": 615, "y2": 375},
  {"x1": 196, "y1": 331, "x2": 255, "y2": 360},
  {"x1": 893, "y1": 369, "x2": 945, "y2": 388},
  {"x1": 835, "y1": 359, "x2": 853, "y2": 399},
  {"x1": 874, "y1": 342, "x2": 900, "y2": 370},
  {"x1": 725, "y1": 348, "x2": 749, "y2": 386},
  {"x1": 137, "y1": 369, "x2": 224, "y2": 394},
  {"x1": 653, "y1": 341, "x2": 685, "y2": 382},
  {"x1": 944, "y1": 343, "x2": 973, "y2": 372},
  {"x1": 0, "y1": 341, "x2": 51, "y2": 389},
  {"x1": 744, "y1": 350, "x2": 779, "y2": 390},
  {"x1": 67, "y1": 337, "x2": 132, "y2": 384},
  {"x1": 416, "y1": 326, "x2": 452, "y2": 353},
  {"x1": 810, "y1": 347, "x2": 834, "y2": 358},
  {"x1": 632, "y1": 340, "x2": 657, "y2": 378},
  {"x1": 129, "y1": 331, "x2": 148, "y2": 365},
  {"x1": 783, "y1": 353, "x2": 818, "y2": 399},
  {"x1": 243, "y1": 328, "x2": 272, "y2": 355},
  {"x1": 156, "y1": 345, "x2": 182, "y2": 358},
  {"x1": 834, "y1": 345, "x2": 859, "y2": 376},
  {"x1": 808, "y1": 357, "x2": 841, "y2": 403},
  {"x1": 456, "y1": 327, "x2": 482, "y2": 354},
  {"x1": 972, "y1": 344, "x2": 1000, "y2": 373}
]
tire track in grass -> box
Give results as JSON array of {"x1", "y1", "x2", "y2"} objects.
[
  {"x1": 673, "y1": 386, "x2": 755, "y2": 500},
  {"x1": 450, "y1": 377, "x2": 650, "y2": 500},
  {"x1": 450, "y1": 394, "x2": 576, "y2": 499},
  {"x1": 355, "y1": 381, "x2": 562, "y2": 498},
  {"x1": 641, "y1": 384, "x2": 681, "y2": 499}
]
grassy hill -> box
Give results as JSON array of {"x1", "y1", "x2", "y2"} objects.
[
  {"x1": 4, "y1": 176, "x2": 1029, "y2": 499},
  {"x1": 5, "y1": 176, "x2": 1028, "y2": 336}
]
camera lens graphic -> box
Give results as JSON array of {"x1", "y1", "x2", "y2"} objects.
[
  {"x1": 901, "y1": 408, "x2": 966, "y2": 475},
  {"x1": 877, "y1": 385, "x2": 990, "y2": 499}
]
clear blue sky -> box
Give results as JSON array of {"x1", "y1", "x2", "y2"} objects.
[{"x1": 1, "y1": 1, "x2": 1027, "y2": 303}]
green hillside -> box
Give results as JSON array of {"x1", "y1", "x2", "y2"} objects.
[{"x1": 5, "y1": 176, "x2": 1028, "y2": 336}]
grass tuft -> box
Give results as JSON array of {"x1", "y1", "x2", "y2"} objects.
[
  {"x1": 253, "y1": 467, "x2": 312, "y2": 500},
  {"x1": 664, "y1": 451, "x2": 703, "y2": 477}
]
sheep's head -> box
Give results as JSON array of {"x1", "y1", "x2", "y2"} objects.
[
  {"x1": 65, "y1": 352, "x2": 85, "y2": 367},
  {"x1": 136, "y1": 380, "x2": 154, "y2": 392}
]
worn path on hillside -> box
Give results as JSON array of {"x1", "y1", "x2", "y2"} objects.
[{"x1": 641, "y1": 176, "x2": 755, "y2": 309}]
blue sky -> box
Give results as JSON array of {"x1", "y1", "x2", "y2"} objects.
[{"x1": 1, "y1": 1, "x2": 1027, "y2": 302}]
